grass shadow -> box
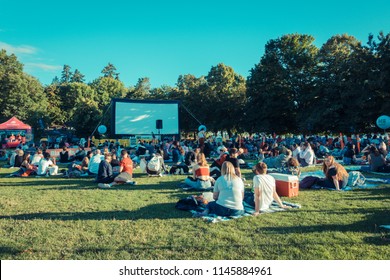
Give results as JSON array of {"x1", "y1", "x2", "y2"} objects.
[{"x1": 0, "y1": 202, "x2": 191, "y2": 221}]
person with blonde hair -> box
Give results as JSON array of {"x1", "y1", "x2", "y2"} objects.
[
  {"x1": 183, "y1": 152, "x2": 213, "y2": 190},
  {"x1": 318, "y1": 155, "x2": 349, "y2": 190},
  {"x1": 196, "y1": 161, "x2": 245, "y2": 217},
  {"x1": 252, "y1": 162, "x2": 289, "y2": 216}
]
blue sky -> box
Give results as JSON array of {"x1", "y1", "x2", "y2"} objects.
[{"x1": 1, "y1": 0, "x2": 389, "y2": 88}]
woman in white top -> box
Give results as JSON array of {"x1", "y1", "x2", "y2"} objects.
[
  {"x1": 37, "y1": 152, "x2": 58, "y2": 176},
  {"x1": 253, "y1": 162, "x2": 289, "y2": 216},
  {"x1": 298, "y1": 142, "x2": 315, "y2": 167},
  {"x1": 197, "y1": 161, "x2": 245, "y2": 217}
]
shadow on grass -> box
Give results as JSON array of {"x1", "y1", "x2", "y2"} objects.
[
  {"x1": 0, "y1": 179, "x2": 96, "y2": 189},
  {"x1": 342, "y1": 187, "x2": 390, "y2": 201},
  {"x1": 258, "y1": 208, "x2": 390, "y2": 245},
  {"x1": 0, "y1": 202, "x2": 191, "y2": 221}
]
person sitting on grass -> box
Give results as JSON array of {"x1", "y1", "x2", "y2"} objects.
[
  {"x1": 252, "y1": 162, "x2": 290, "y2": 216},
  {"x1": 88, "y1": 149, "x2": 103, "y2": 175},
  {"x1": 195, "y1": 161, "x2": 245, "y2": 217},
  {"x1": 98, "y1": 150, "x2": 136, "y2": 189},
  {"x1": 59, "y1": 146, "x2": 70, "y2": 163},
  {"x1": 226, "y1": 148, "x2": 242, "y2": 178},
  {"x1": 300, "y1": 155, "x2": 349, "y2": 190},
  {"x1": 20, "y1": 152, "x2": 38, "y2": 176},
  {"x1": 97, "y1": 153, "x2": 115, "y2": 187},
  {"x1": 183, "y1": 152, "x2": 214, "y2": 190},
  {"x1": 30, "y1": 148, "x2": 44, "y2": 167},
  {"x1": 146, "y1": 149, "x2": 168, "y2": 177},
  {"x1": 37, "y1": 152, "x2": 58, "y2": 176}
]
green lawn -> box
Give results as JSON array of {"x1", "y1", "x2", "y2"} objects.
[{"x1": 0, "y1": 165, "x2": 389, "y2": 260}]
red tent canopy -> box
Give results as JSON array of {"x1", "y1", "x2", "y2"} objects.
[{"x1": 0, "y1": 117, "x2": 31, "y2": 130}]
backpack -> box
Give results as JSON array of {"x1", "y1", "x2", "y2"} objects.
[
  {"x1": 147, "y1": 156, "x2": 161, "y2": 172},
  {"x1": 175, "y1": 195, "x2": 208, "y2": 211},
  {"x1": 347, "y1": 171, "x2": 366, "y2": 187}
]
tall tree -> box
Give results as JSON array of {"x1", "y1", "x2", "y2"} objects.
[
  {"x1": 60, "y1": 65, "x2": 72, "y2": 84},
  {"x1": 309, "y1": 34, "x2": 373, "y2": 133},
  {"x1": 0, "y1": 50, "x2": 48, "y2": 125},
  {"x1": 175, "y1": 74, "x2": 207, "y2": 133},
  {"x1": 127, "y1": 77, "x2": 151, "y2": 99},
  {"x1": 101, "y1": 63, "x2": 118, "y2": 79},
  {"x1": 203, "y1": 63, "x2": 246, "y2": 135},
  {"x1": 246, "y1": 34, "x2": 318, "y2": 133},
  {"x1": 70, "y1": 69, "x2": 85, "y2": 83},
  {"x1": 89, "y1": 76, "x2": 127, "y2": 109},
  {"x1": 368, "y1": 32, "x2": 390, "y2": 120}
]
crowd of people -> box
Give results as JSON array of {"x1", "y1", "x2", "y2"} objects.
[{"x1": 1, "y1": 131, "x2": 389, "y2": 218}]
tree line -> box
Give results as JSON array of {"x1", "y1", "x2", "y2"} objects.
[{"x1": 0, "y1": 32, "x2": 389, "y2": 138}]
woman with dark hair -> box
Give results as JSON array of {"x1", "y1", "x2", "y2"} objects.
[
  {"x1": 59, "y1": 146, "x2": 70, "y2": 163},
  {"x1": 20, "y1": 152, "x2": 38, "y2": 176},
  {"x1": 14, "y1": 149, "x2": 24, "y2": 168},
  {"x1": 37, "y1": 152, "x2": 58, "y2": 176},
  {"x1": 170, "y1": 141, "x2": 189, "y2": 174},
  {"x1": 343, "y1": 143, "x2": 357, "y2": 165},
  {"x1": 226, "y1": 148, "x2": 242, "y2": 178},
  {"x1": 298, "y1": 141, "x2": 315, "y2": 167},
  {"x1": 364, "y1": 145, "x2": 386, "y2": 172}
]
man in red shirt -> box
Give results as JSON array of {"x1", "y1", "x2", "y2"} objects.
[{"x1": 98, "y1": 150, "x2": 136, "y2": 189}]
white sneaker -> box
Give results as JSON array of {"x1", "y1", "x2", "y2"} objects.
[
  {"x1": 98, "y1": 183, "x2": 110, "y2": 189},
  {"x1": 126, "y1": 180, "x2": 137, "y2": 185}
]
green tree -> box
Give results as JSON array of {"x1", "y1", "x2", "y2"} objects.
[
  {"x1": 0, "y1": 50, "x2": 47, "y2": 126},
  {"x1": 175, "y1": 74, "x2": 207, "y2": 133},
  {"x1": 60, "y1": 65, "x2": 72, "y2": 84},
  {"x1": 101, "y1": 63, "x2": 118, "y2": 79},
  {"x1": 89, "y1": 76, "x2": 127, "y2": 109},
  {"x1": 70, "y1": 69, "x2": 85, "y2": 83},
  {"x1": 368, "y1": 32, "x2": 390, "y2": 122},
  {"x1": 246, "y1": 34, "x2": 318, "y2": 133},
  {"x1": 307, "y1": 34, "x2": 373, "y2": 133},
  {"x1": 127, "y1": 77, "x2": 151, "y2": 99},
  {"x1": 203, "y1": 63, "x2": 246, "y2": 135},
  {"x1": 44, "y1": 84, "x2": 65, "y2": 125}
]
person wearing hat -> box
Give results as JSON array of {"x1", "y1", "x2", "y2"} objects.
[{"x1": 198, "y1": 127, "x2": 206, "y2": 152}]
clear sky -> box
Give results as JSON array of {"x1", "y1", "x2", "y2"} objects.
[{"x1": 1, "y1": 0, "x2": 389, "y2": 88}]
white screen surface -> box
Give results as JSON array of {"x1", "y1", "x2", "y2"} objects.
[{"x1": 114, "y1": 101, "x2": 179, "y2": 135}]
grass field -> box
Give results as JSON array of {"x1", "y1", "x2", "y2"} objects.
[{"x1": 0, "y1": 164, "x2": 389, "y2": 260}]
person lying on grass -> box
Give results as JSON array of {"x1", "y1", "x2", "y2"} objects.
[
  {"x1": 98, "y1": 150, "x2": 136, "y2": 189},
  {"x1": 252, "y1": 162, "x2": 290, "y2": 216}
]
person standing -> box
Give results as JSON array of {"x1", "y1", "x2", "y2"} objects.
[{"x1": 198, "y1": 128, "x2": 206, "y2": 152}]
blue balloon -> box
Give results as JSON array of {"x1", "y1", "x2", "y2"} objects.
[
  {"x1": 98, "y1": 125, "x2": 107, "y2": 134},
  {"x1": 376, "y1": 115, "x2": 390, "y2": 130}
]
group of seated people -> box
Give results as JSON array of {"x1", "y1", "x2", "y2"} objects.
[{"x1": 7, "y1": 148, "x2": 58, "y2": 177}]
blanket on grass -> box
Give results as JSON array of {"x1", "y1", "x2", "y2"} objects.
[
  {"x1": 379, "y1": 225, "x2": 390, "y2": 231},
  {"x1": 299, "y1": 170, "x2": 389, "y2": 191},
  {"x1": 188, "y1": 200, "x2": 301, "y2": 223}
]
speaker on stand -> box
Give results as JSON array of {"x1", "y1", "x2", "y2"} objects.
[{"x1": 156, "y1": 119, "x2": 163, "y2": 136}]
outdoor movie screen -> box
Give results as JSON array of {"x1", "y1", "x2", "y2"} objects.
[{"x1": 111, "y1": 99, "x2": 180, "y2": 136}]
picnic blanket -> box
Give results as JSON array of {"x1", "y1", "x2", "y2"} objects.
[
  {"x1": 379, "y1": 225, "x2": 390, "y2": 231},
  {"x1": 177, "y1": 182, "x2": 213, "y2": 191},
  {"x1": 189, "y1": 200, "x2": 301, "y2": 223},
  {"x1": 299, "y1": 170, "x2": 389, "y2": 191}
]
